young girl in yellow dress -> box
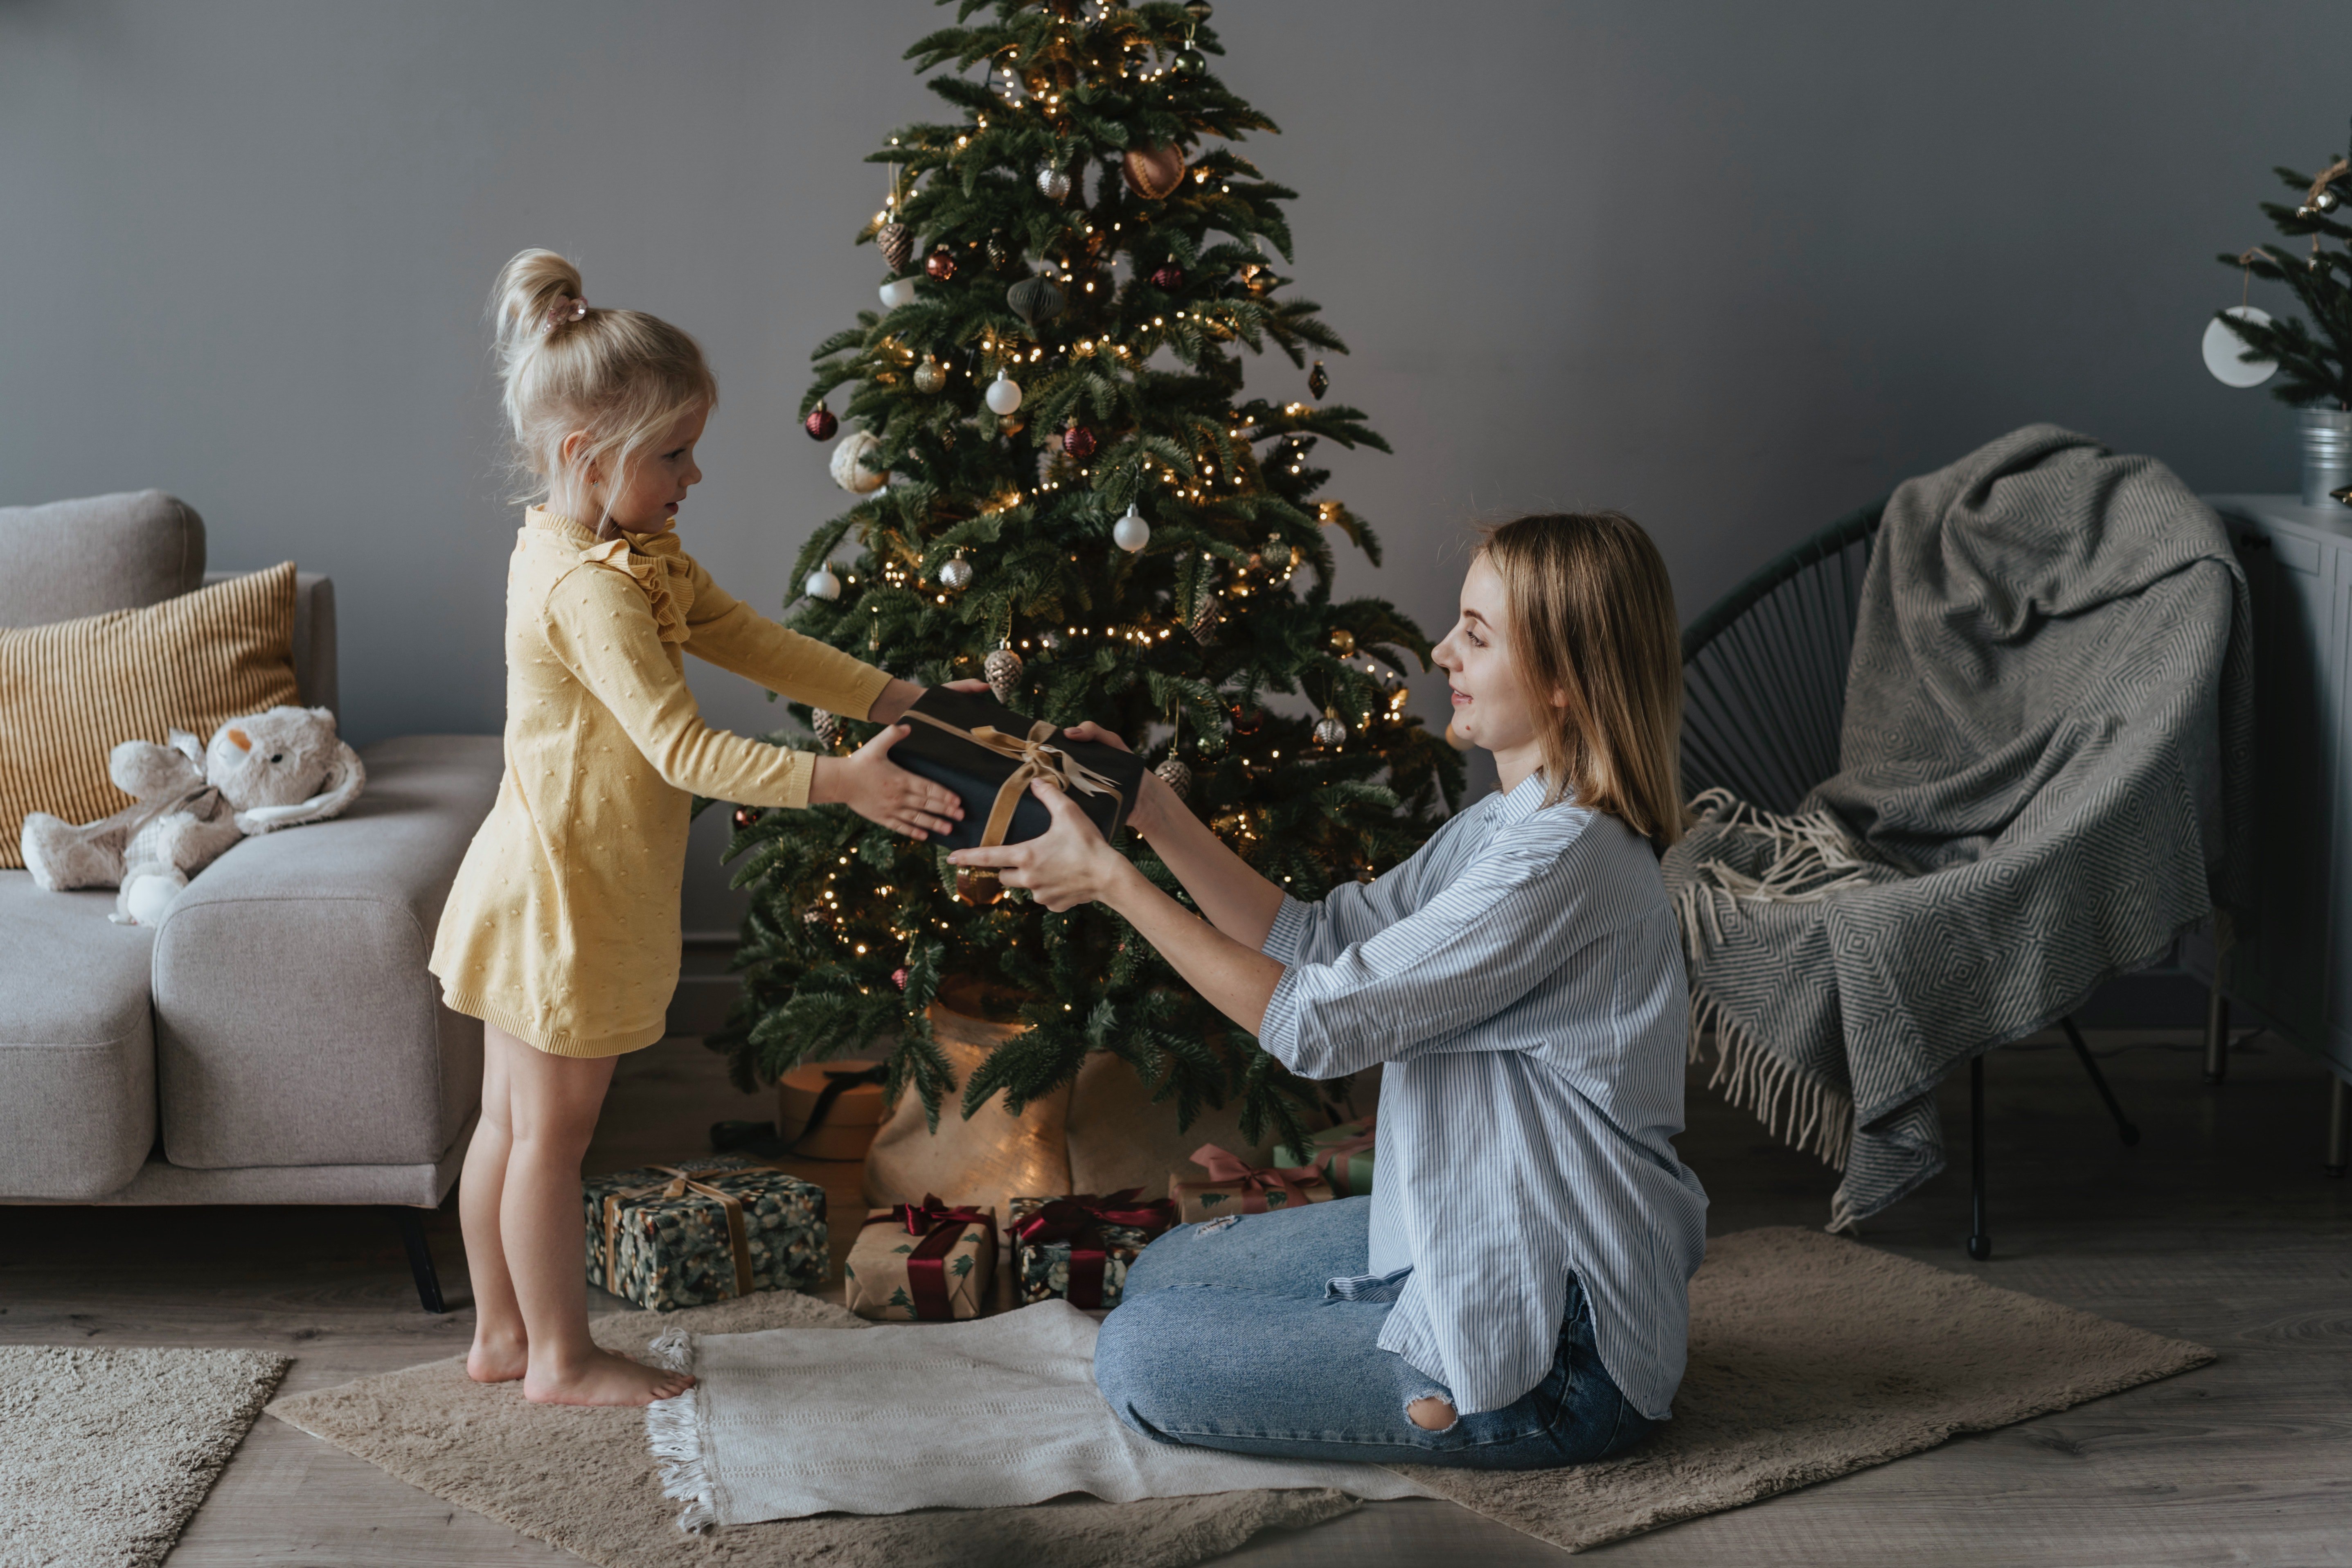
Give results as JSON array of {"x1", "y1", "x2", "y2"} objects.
[{"x1": 429, "y1": 250, "x2": 964, "y2": 1406}]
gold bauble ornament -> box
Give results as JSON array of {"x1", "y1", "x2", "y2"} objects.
[
  {"x1": 1121, "y1": 143, "x2": 1186, "y2": 201},
  {"x1": 912, "y1": 355, "x2": 946, "y2": 393},
  {"x1": 1327, "y1": 627, "x2": 1356, "y2": 657}
]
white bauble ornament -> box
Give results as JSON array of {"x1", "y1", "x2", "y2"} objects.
[
  {"x1": 1313, "y1": 708, "x2": 1349, "y2": 748},
  {"x1": 1036, "y1": 163, "x2": 1072, "y2": 201},
  {"x1": 804, "y1": 562, "x2": 842, "y2": 600},
  {"x1": 939, "y1": 554, "x2": 974, "y2": 591},
  {"x1": 829, "y1": 430, "x2": 886, "y2": 493},
  {"x1": 984, "y1": 370, "x2": 1025, "y2": 415},
  {"x1": 878, "y1": 276, "x2": 919, "y2": 310},
  {"x1": 1112, "y1": 502, "x2": 1151, "y2": 553},
  {"x1": 2203, "y1": 306, "x2": 2278, "y2": 388}
]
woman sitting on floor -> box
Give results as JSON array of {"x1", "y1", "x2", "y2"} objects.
[{"x1": 947, "y1": 511, "x2": 1708, "y2": 1469}]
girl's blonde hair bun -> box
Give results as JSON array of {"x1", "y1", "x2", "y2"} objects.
[{"x1": 488, "y1": 248, "x2": 717, "y2": 522}]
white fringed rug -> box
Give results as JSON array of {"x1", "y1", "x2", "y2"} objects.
[
  {"x1": 644, "y1": 1299, "x2": 1430, "y2": 1526},
  {"x1": 0, "y1": 1345, "x2": 288, "y2": 1568}
]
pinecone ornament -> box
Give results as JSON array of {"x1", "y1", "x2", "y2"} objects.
[
  {"x1": 1154, "y1": 756, "x2": 1193, "y2": 801},
  {"x1": 1307, "y1": 360, "x2": 1329, "y2": 399},
  {"x1": 1189, "y1": 590, "x2": 1221, "y2": 644},
  {"x1": 878, "y1": 220, "x2": 913, "y2": 274},
  {"x1": 987, "y1": 228, "x2": 1013, "y2": 270},
  {"x1": 985, "y1": 640, "x2": 1024, "y2": 703},
  {"x1": 811, "y1": 709, "x2": 841, "y2": 748}
]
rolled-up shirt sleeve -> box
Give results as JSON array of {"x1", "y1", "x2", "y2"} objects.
[
  {"x1": 1262, "y1": 855, "x2": 1430, "y2": 966},
  {"x1": 1256, "y1": 822, "x2": 1596, "y2": 1079}
]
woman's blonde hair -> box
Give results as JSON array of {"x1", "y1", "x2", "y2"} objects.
[
  {"x1": 489, "y1": 248, "x2": 717, "y2": 529},
  {"x1": 1477, "y1": 512, "x2": 1685, "y2": 849}
]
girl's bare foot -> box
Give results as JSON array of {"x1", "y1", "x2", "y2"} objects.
[
  {"x1": 466, "y1": 1330, "x2": 529, "y2": 1384},
  {"x1": 522, "y1": 1345, "x2": 695, "y2": 1406}
]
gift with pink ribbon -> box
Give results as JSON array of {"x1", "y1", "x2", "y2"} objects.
[
  {"x1": 1167, "y1": 1143, "x2": 1335, "y2": 1224},
  {"x1": 844, "y1": 1193, "x2": 997, "y2": 1321},
  {"x1": 1007, "y1": 1189, "x2": 1178, "y2": 1309},
  {"x1": 1273, "y1": 1116, "x2": 1378, "y2": 1200}
]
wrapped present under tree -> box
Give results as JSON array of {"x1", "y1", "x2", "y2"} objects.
[
  {"x1": 845, "y1": 1195, "x2": 996, "y2": 1321},
  {"x1": 1273, "y1": 1116, "x2": 1376, "y2": 1199},
  {"x1": 583, "y1": 1157, "x2": 827, "y2": 1312},
  {"x1": 1008, "y1": 1189, "x2": 1178, "y2": 1310},
  {"x1": 1167, "y1": 1144, "x2": 1331, "y2": 1224}
]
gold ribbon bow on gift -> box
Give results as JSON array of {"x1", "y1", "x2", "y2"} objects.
[
  {"x1": 600, "y1": 1164, "x2": 755, "y2": 1300},
  {"x1": 902, "y1": 710, "x2": 1123, "y2": 847},
  {"x1": 577, "y1": 530, "x2": 695, "y2": 646}
]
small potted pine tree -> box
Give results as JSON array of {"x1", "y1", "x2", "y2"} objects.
[{"x1": 2213, "y1": 122, "x2": 2352, "y2": 506}]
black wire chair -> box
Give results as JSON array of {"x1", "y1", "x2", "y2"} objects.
[{"x1": 1678, "y1": 499, "x2": 2138, "y2": 1260}]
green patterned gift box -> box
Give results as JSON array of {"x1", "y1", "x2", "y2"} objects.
[
  {"x1": 1273, "y1": 1117, "x2": 1377, "y2": 1199},
  {"x1": 1008, "y1": 1191, "x2": 1177, "y2": 1310},
  {"x1": 582, "y1": 1156, "x2": 827, "y2": 1312}
]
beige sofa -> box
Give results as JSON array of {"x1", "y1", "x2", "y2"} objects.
[{"x1": 0, "y1": 491, "x2": 502, "y2": 1311}]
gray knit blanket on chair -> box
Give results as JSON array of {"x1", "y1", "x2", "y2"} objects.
[{"x1": 1663, "y1": 424, "x2": 2253, "y2": 1230}]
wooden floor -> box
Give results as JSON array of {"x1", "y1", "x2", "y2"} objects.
[{"x1": 3, "y1": 1027, "x2": 2347, "y2": 1567}]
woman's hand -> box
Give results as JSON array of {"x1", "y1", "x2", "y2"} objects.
[
  {"x1": 809, "y1": 725, "x2": 963, "y2": 841},
  {"x1": 1062, "y1": 720, "x2": 1168, "y2": 840},
  {"x1": 947, "y1": 780, "x2": 1132, "y2": 910}
]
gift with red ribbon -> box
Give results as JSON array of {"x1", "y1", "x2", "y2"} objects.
[
  {"x1": 1007, "y1": 1189, "x2": 1178, "y2": 1310},
  {"x1": 844, "y1": 1193, "x2": 997, "y2": 1321},
  {"x1": 1167, "y1": 1143, "x2": 1334, "y2": 1224},
  {"x1": 1273, "y1": 1116, "x2": 1378, "y2": 1200}
]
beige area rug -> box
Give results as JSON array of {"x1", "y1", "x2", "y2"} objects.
[
  {"x1": 0, "y1": 1345, "x2": 290, "y2": 1568},
  {"x1": 266, "y1": 1288, "x2": 1359, "y2": 1568},
  {"x1": 1397, "y1": 1226, "x2": 2217, "y2": 1552},
  {"x1": 267, "y1": 1227, "x2": 2215, "y2": 1566}
]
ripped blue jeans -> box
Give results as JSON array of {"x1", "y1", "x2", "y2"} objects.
[{"x1": 1092, "y1": 1196, "x2": 1653, "y2": 1469}]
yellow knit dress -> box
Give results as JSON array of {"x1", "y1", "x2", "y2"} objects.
[{"x1": 429, "y1": 507, "x2": 890, "y2": 1057}]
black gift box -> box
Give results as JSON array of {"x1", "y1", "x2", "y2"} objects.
[{"x1": 891, "y1": 688, "x2": 1146, "y2": 850}]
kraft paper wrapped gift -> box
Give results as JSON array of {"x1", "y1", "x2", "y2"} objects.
[
  {"x1": 583, "y1": 1157, "x2": 827, "y2": 1312},
  {"x1": 845, "y1": 1196, "x2": 997, "y2": 1321},
  {"x1": 890, "y1": 687, "x2": 1146, "y2": 852},
  {"x1": 1167, "y1": 1144, "x2": 1333, "y2": 1224},
  {"x1": 1272, "y1": 1116, "x2": 1377, "y2": 1199},
  {"x1": 1007, "y1": 1190, "x2": 1178, "y2": 1310}
]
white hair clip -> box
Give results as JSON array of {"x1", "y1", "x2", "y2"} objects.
[{"x1": 543, "y1": 295, "x2": 588, "y2": 331}]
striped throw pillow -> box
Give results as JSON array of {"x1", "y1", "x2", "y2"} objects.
[{"x1": 0, "y1": 563, "x2": 301, "y2": 868}]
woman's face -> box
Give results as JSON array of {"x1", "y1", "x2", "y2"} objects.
[
  {"x1": 1431, "y1": 552, "x2": 1550, "y2": 757},
  {"x1": 583, "y1": 403, "x2": 707, "y2": 534}
]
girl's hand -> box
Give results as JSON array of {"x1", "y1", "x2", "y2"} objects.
[
  {"x1": 809, "y1": 726, "x2": 963, "y2": 841},
  {"x1": 1063, "y1": 720, "x2": 1167, "y2": 840},
  {"x1": 947, "y1": 780, "x2": 1127, "y2": 910}
]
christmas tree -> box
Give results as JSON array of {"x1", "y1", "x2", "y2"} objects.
[
  {"x1": 2217, "y1": 124, "x2": 2352, "y2": 409},
  {"x1": 710, "y1": 0, "x2": 1460, "y2": 1149}
]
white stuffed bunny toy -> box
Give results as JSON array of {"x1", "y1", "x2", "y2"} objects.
[{"x1": 20, "y1": 705, "x2": 366, "y2": 925}]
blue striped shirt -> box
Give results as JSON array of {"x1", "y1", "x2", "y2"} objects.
[{"x1": 1256, "y1": 774, "x2": 1708, "y2": 1419}]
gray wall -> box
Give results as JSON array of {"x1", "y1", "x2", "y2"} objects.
[{"x1": 2, "y1": 0, "x2": 2341, "y2": 933}]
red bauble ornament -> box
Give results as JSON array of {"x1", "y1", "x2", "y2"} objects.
[
  {"x1": 924, "y1": 247, "x2": 958, "y2": 282},
  {"x1": 732, "y1": 806, "x2": 761, "y2": 829},
  {"x1": 1151, "y1": 263, "x2": 1185, "y2": 290},
  {"x1": 1062, "y1": 423, "x2": 1098, "y2": 458},
  {"x1": 804, "y1": 406, "x2": 838, "y2": 441},
  {"x1": 891, "y1": 967, "x2": 909, "y2": 991},
  {"x1": 1229, "y1": 703, "x2": 1261, "y2": 736}
]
